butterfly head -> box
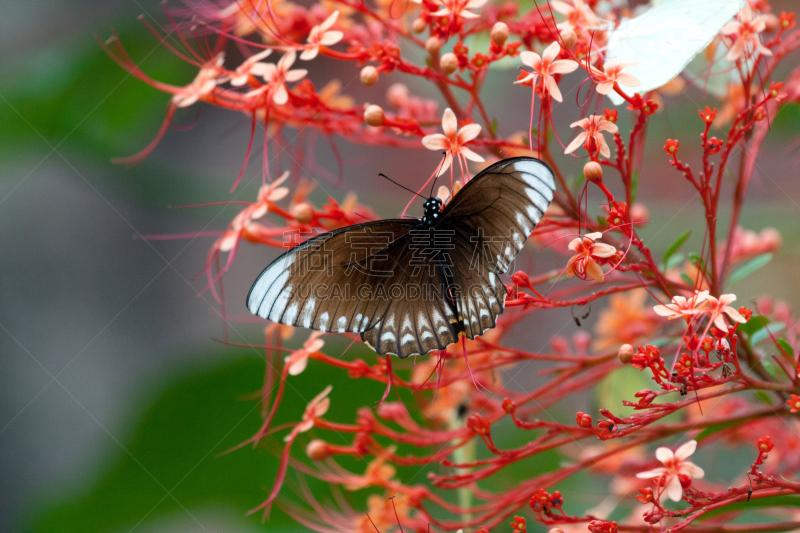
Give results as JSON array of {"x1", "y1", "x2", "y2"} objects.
[{"x1": 421, "y1": 197, "x2": 443, "y2": 227}]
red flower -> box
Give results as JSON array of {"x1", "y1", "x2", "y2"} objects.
[
  {"x1": 699, "y1": 106, "x2": 717, "y2": 124},
  {"x1": 780, "y1": 12, "x2": 796, "y2": 30},
  {"x1": 636, "y1": 487, "x2": 654, "y2": 504},
  {"x1": 708, "y1": 137, "x2": 724, "y2": 154},
  {"x1": 758, "y1": 436, "x2": 774, "y2": 453},
  {"x1": 509, "y1": 516, "x2": 527, "y2": 533},
  {"x1": 788, "y1": 394, "x2": 800, "y2": 413},
  {"x1": 664, "y1": 139, "x2": 680, "y2": 155}
]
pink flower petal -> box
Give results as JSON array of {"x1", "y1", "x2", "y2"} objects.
[
  {"x1": 542, "y1": 41, "x2": 561, "y2": 64},
  {"x1": 273, "y1": 84, "x2": 289, "y2": 105},
  {"x1": 320, "y1": 30, "x2": 344, "y2": 46},
  {"x1": 596, "y1": 81, "x2": 614, "y2": 95},
  {"x1": 547, "y1": 76, "x2": 563, "y2": 102},
  {"x1": 300, "y1": 47, "x2": 318, "y2": 61},
  {"x1": 655, "y1": 446, "x2": 675, "y2": 464},
  {"x1": 456, "y1": 123, "x2": 482, "y2": 144},
  {"x1": 422, "y1": 133, "x2": 450, "y2": 151},
  {"x1": 285, "y1": 68, "x2": 308, "y2": 82},
  {"x1": 564, "y1": 132, "x2": 587, "y2": 154},
  {"x1": 459, "y1": 146, "x2": 485, "y2": 163},
  {"x1": 681, "y1": 461, "x2": 705, "y2": 479},
  {"x1": 616, "y1": 73, "x2": 641, "y2": 87},
  {"x1": 586, "y1": 260, "x2": 604, "y2": 281},
  {"x1": 520, "y1": 50, "x2": 542, "y2": 69},
  {"x1": 550, "y1": 59, "x2": 580, "y2": 75},
  {"x1": 636, "y1": 468, "x2": 666, "y2": 479},
  {"x1": 666, "y1": 475, "x2": 683, "y2": 501},
  {"x1": 590, "y1": 242, "x2": 617, "y2": 258},
  {"x1": 597, "y1": 134, "x2": 611, "y2": 158},
  {"x1": 441, "y1": 108, "x2": 458, "y2": 138},
  {"x1": 674, "y1": 439, "x2": 697, "y2": 461}
]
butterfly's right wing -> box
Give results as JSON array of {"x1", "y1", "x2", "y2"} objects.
[{"x1": 440, "y1": 157, "x2": 556, "y2": 339}]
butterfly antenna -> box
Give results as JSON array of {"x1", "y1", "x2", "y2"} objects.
[
  {"x1": 429, "y1": 151, "x2": 448, "y2": 197},
  {"x1": 378, "y1": 173, "x2": 426, "y2": 200}
]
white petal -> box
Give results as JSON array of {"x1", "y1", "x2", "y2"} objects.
[
  {"x1": 674, "y1": 439, "x2": 697, "y2": 461},
  {"x1": 666, "y1": 475, "x2": 683, "y2": 501},
  {"x1": 441, "y1": 108, "x2": 458, "y2": 137},
  {"x1": 655, "y1": 446, "x2": 675, "y2": 464},
  {"x1": 681, "y1": 461, "x2": 705, "y2": 479}
]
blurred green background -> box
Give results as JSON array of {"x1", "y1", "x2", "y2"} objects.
[{"x1": 2, "y1": 1, "x2": 800, "y2": 532}]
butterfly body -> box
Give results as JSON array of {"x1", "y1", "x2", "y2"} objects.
[{"x1": 247, "y1": 157, "x2": 555, "y2": 358}]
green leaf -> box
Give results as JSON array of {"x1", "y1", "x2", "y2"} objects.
[
  {"x1": 728, "y1": 253, "x2": 773, "y2": 286},
  {"x1": 665, "y1": 252, "x2": 686, "y2": 270},
  {"x1": 777, "y1": 338, "x2": 794, "y2": 357},
  {"x1": 680, "y1": 272, "x2": 694, "y2": 286},
  {"x1": 663, "y1": 231, "x2": 691, "y2": 265},
  {"x1": 750, "y1": 322, "x2": 785, "y2": 347},
  {"x1": 739, "y1": 315, "x2": 769, "y2": 336},
  {"x1": 596, "y1": 366, "x2": 652, "y2": 417},
  {"x1": 696, "y1": 418, "x2": 743, "y2": 441},
  {"x1": 755, "y1": 390, "x2": 774, "y2": 405}
]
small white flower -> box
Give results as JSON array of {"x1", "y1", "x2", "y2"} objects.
[{"x1": 636, "y1": 440, "x2": 705, "y2": 502}]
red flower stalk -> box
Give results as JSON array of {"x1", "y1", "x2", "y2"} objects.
[{"x1": 109, "y1": 2, "x2": 800, "y2": 532}]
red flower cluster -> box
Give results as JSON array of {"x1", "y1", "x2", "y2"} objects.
[{"x1": 108, "y1": 0, "x2": 800, "y2": 531}]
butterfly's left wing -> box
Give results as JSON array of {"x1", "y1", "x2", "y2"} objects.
[{"x1": 440, "y1": 157, "x2": 556, "y2": 338}]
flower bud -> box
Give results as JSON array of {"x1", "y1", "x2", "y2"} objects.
[
  {"x1": 560, "y1": 28, "x2": 577, "y2": 50},
  {"x1": 576, "y1": 411, "x2": 592, "y2": 428},
  {"x1": 363, "y1": 104, "x2": 385, "y2": 126},
  {"x1": 630, "y1": 203, "x2": 649, "y2": 223},
  {"x1": 618, "y1": 344, "x2": 635, "y2": 364},
  {"x1": 511, "y1": 270, "x2": 531, "y2": 288},
  {"x1": 306, "y1": 439, "x2": 330, "y2": 460},
  {"x1": 386, "y1": 83, "x2": 409, "y2": 108},
  {"x1": 360, "y1": 65, "x2": 379, "y2": 86},
  {"x1": 764, "y1": 13, "x2": 779, "y2": 32},
  {"x1": 440, "y1": 52, "x2": 458, "y2": 74},
  {"x1": 426, "y1": 36, "x2": 442, "y2": 55},
  {"x1": 412, "y1": 17, "x2": 427, "y2": 33},
  {"x1": 290, "y1": 202, "x2": 314, "y2": 224},
  {"x1": 491, "y1": 22, "x2": 510, "y2": 45},
  {"x1": 549, "y1": 529, "x2": 565, "y2": 533},
  {"x1": 583, "y1": 161, "x2": 603, "y2": 183}
]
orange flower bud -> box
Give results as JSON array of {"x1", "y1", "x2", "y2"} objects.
[
  {"x1": 426, "y1": 36, "x2": 442, "y2": 55},
  {"x1": 290, "y1": 202, "x2": 314, "y2": 224},
  {"x1": 360, "y1": 65, "x2": 379, "y2": 86},
  {"x1": 412, "y1": 17, "x2": 427, "y2": 33},
  {"x1": 583, "y1": 161, "x2": 603, "y2": 183},
  {"x1": 618, "y1": 344, "x2": 635, "y2": 364},
  {"x1": 306, "y1": 439, "x2": 331, "y2": 460},
  {"x1": 560, "y1": 28, "x2": 577, "y2": 50},
  {"x1": 440, "y1": 52, "x2": 458, "y2": 74},
  {"x1": 364, "y1": 104, "x2": 385, "y2": 126},
  {"x1": 491, "y1": 22, "x2": 510, "y2": 46}
]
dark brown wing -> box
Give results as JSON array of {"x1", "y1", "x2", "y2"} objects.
[
  {"x1": 439, "y1": 157, "x2": 556, "y2": 339},
  {"x1": 247, "y1": 221, "x2": 462, "y2": 358}
]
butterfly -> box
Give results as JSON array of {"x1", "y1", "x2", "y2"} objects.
[{"x1": 247, "y1": 156, "x2": 555, "y2": 358}]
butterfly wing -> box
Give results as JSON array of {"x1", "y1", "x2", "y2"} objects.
[
  {"x1": 606, "y1": 0, "x2": 743, "y2": 105},
  {"x1": 439, "y1": 157, "x2": 556, "y2": 338},
  {"x1": 247, "y1": 220, "x2": 462, "y2": 358},
  {"x1": 248, "y1": 220, "x2": 417, "y2": 333}
]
